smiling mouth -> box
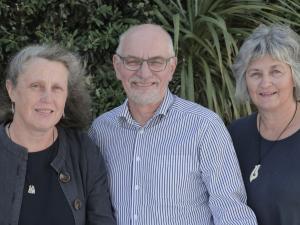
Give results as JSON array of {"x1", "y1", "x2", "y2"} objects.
[
  {"x1": 35, "y1": 109, "x2": 54, "y2": 113},
  {"x1": 132, "y1": 82, "x2": 156, "y2": 87},
  {"x1": 259, "y1": 91, "x2": 277, "y2": 96}
]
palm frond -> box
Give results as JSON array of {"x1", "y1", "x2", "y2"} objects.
[{"x1": 155, "y1": 0, "x2": 299, "y2": 123}]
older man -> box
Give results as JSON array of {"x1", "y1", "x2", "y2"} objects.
[{"x1": 89, "y1": 24, "x2": 257, "y2": 225}]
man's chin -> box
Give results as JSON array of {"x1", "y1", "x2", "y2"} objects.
[{"x1": 129, "y1": 93, "x2": 161, "y2": 106}]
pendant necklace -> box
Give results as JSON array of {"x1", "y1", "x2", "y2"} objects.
[
  {"x1": 250, "y1": 103, "x2": 298, "y2": 183},
  {"x1": 6, "y1": 123, "x2": 55, "y2": 194}
]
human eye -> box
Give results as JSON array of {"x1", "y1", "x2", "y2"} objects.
[
  {"x1": 248, "y1": 72, "x2": 261, "y2": 79},
  {"x1": 124, "y1": 57, "x2": 141, "y2": 67},
  {"x1": 148, "y1": 57, "x2": 165, "y2": 66},
  {"x1": 52, "y1": 85, "x2": 64, "y2": 92},
  {"x1": 271, "y1": 69, "x2": 283, "y2": 77},
  {"x1": 147, "y1": 58, "x2": 165, "y2": 71},
  {"x1": 30, "y1": 82, "x2": 41, "y2": 89}
]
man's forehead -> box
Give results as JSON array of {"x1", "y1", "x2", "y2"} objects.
[
  {"x1": 121, "y1": 32, "x2": 170, "y2": 57},
  {"x1": 126, "y1": 26, "x2": 168, "y2": 42}
]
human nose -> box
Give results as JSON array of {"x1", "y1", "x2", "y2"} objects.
[
  {"x1": 259, "y1": 74, "x2": 272, "y2": 87},
  {"x1": 40, "y1": 88, "x2": 52, "y2": 102},
  {"x1": 137, "y1": 61, "x2": 152, "y2": 78}
]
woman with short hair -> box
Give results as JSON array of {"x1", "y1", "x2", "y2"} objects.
[
  {"x1": 0, "y1": 44, "x2": 116, "y2": 225},
  {"x1": 228, "y1": 24, "x2": 300, "y2": 225}
]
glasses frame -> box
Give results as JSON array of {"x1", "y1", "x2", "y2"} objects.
[{"x1": 116, "y1": 54, "x2": 175, "y2": 72}]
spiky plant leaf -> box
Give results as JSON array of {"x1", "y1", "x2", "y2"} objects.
[{"x1": 154, "y1": 0, "x2": 299, "y2": 123}]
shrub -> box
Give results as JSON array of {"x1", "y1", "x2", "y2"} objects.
[{"x1": 0, "y1": 0, "x2": 157, "y2": 117}]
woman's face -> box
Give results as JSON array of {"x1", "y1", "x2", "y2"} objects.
[
  {"x1": 6, "y1": 57, "x2": 68, "y2": 132},
  {"x1": 246, "y1": 54, "x2": 294, "y2": 112}
]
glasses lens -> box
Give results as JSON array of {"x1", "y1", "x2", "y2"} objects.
[
  {"x1": 120, "y1": 55, "x2": 172, "y2": 72},
  {"x1": 147, "y1": 58, "x2": 166, "y2": 72},
  {"x1": 123, "y1": 57, "x2": 141, "y2": 71}
]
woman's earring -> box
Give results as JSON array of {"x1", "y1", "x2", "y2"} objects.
[{"x1": 11, "y1": 102, "x2": 15, "y2": 114}]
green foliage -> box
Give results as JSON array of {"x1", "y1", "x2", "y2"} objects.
[
  {"x1": 0, "y1": 0, "x2": 157, "y2": 117},
  {"x1": 153, "y1": 0, "x2": 300, "y2": 123},
  {"x1": 1, "y1": 0, "x2": 299, "y2": 123}
]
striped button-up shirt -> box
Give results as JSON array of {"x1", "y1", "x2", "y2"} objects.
[{"x1": 89, "y1": 90, "x2": 257, "y2": 225}]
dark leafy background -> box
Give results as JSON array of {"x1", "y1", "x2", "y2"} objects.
[{"x1": 0, "y1": 0, "x2": 299, "y2": 123}]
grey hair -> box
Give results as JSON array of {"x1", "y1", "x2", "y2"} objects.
[
  {"x1": 1, "y1": 44, "x2": 91, "y2": 128},
  {"x1": 116, "y1": 23, "x2": 175, "y2": 56},
  {"x1": 232, "y1": 24, "x2": 300, "y2": 102}
]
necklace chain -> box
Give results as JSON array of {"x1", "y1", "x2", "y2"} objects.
[
  {"x1": 258, "y1": 103, "x2": 298, "y2": 144},
  {"x1": 6, "y1": 123, "x2": 55, "y2": 144},
  {"x1": 6, "y1": 122, "x2": 56, "y2": 194},
  {"x1": 258, "y1": 102, "x2": 298, "y2": 163},
  {"x1": 250, "y1": 102, "x2": 298, "y2": 183}
]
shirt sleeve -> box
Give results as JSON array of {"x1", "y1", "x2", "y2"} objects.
[{"x1": 199, "y1": 117, "x2": 257, "y2": 225}]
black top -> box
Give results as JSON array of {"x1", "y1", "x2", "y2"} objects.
[
  {"x1": 18, "y1": 139, "x2": 75, "y2": 225},
  {"x1": 228, "y1": 113, "x2": 300, "y2": 225}
]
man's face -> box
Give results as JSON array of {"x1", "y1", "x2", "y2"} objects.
[{"x1": 113, "y1": 26, "x2": 177, "y2": 106}]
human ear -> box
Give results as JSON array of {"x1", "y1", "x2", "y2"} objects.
[
  {"x1": 6, "y1": 80, "x2": 16, "y2": 102},
  {"x1": 113, "y1": 54, "x2": 122, "y2": 80},
  {"x1": 167, "y1": 57, "x2": 177, "y2": 81}
]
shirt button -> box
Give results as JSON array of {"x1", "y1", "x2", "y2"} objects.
[
  {"x1": 135, "y1": 185, "x2": 140, "y2": 190},
  {"x1": 139, "y1": 129, "x2": 144, "y2": 134},
  {"x1": 136, "y1": 156, "x2": 141, "y2": 162},
  {"x1": 134, "y1": 214, "x2": 138, "y2": 220}
]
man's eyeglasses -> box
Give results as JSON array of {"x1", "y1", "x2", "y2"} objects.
[{"x1": 116, "y1": 54, "x2": 175, "y2": 72}]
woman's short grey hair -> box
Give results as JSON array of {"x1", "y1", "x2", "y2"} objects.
[
  {"x1": 0, "y1": 44, "x2": 91, "y2": 129},
  {"x1": 232, "y1": 24, "x2": 300, "y2": 102}
]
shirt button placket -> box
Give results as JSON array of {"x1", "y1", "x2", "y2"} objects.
[{"x1": 132, "y1": 127, "x2": 144, "y2": 224}]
